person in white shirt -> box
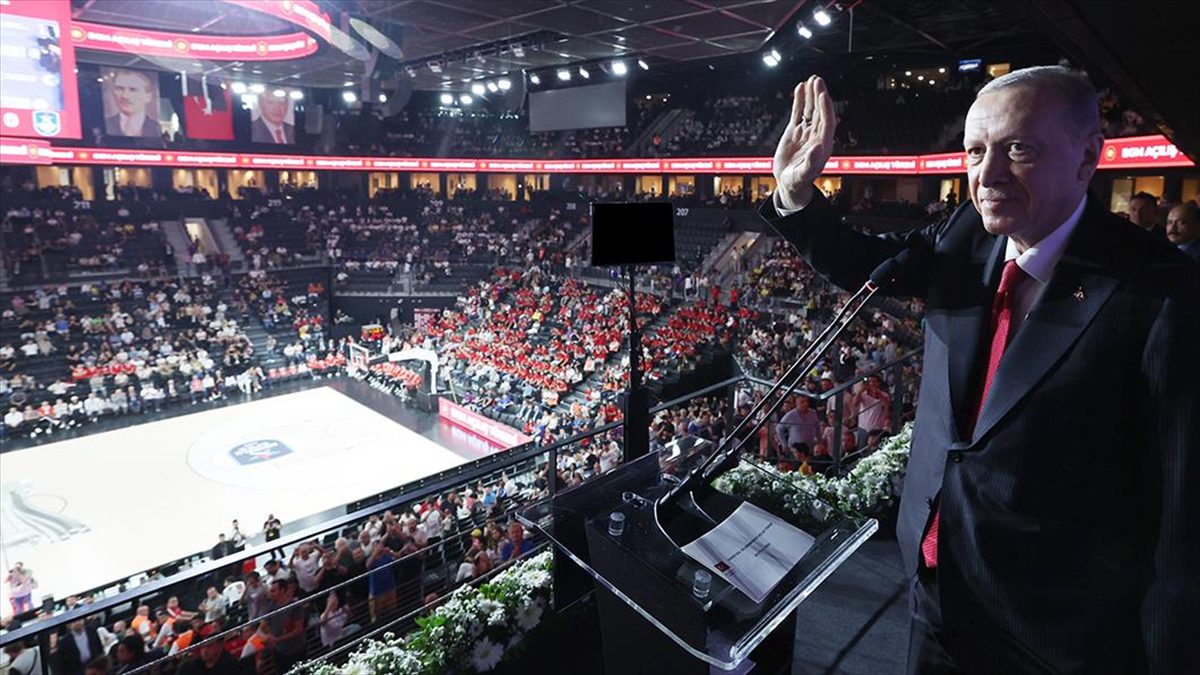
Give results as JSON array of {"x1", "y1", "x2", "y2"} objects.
[{"x1": 291, "y1": 543, "x2": 323, "y2": 595}]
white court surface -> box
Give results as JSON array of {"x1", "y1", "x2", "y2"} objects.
[{"x1": 0, "y1": 387, "x2": 470, "y2": 615}]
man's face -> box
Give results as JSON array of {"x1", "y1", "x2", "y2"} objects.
[
  {"x1": 965, "y1": 86, "x2": 1100, "y2": 246},
  {"x1": 1128, "y1": 197, "x2": 1158, "y2": 229},
  {"x1": 797, "y1": 396, "x2": 809, "y2": 412},
  {"x1": 260, "y1": 96, "x2": 288, "y2": 126},
  {"x1": 112, "y1": 72, "x2": 152, "y2": 117},
  {"x1": 1165, "y1": 205, "x2": 1199, "y2": 245}
]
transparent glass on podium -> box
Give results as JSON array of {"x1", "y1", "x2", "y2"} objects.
[{"x1": 517, "y1": 450, "x2": 879, "y2": 672}]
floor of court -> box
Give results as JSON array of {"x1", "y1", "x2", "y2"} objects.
[{"x1": 0, "y1": 381, "x2": 506, "y2": 613}]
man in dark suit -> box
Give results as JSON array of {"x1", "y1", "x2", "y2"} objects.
[
  {"x1": 762, "y1": 68, "x2": 1198, "y2": 674},
  {"x1": 1166, "y1": 202, "x2": 1200, "y2": 263},
  {"x1": 104, "y1": 69, "x2": 160, "y2": 138},
  {"x1": 53, "y1": 619, "x2": 105, "y2": 675},
  {"x1": 251, "y1": 94, "x2": 295, "y2": 144}
]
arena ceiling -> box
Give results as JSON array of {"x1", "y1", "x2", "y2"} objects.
[{"x1": 71, "y1": 0, "x2": 1043, "y2": 89}]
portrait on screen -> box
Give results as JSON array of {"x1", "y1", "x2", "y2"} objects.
[
  {"x1": 101, "y1": 68, "x2": 161, "y2": 138},
  {"x1": 249, "y1": 92, "x2": 296, "y2": 144}
]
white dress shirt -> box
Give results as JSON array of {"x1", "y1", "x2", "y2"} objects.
[
  {"x1": 118, "y1": 112, "x2": 147, "y2": 136},
  {"x1": 1003, "y1": 195, "x2": 1087, "y2": 334}
]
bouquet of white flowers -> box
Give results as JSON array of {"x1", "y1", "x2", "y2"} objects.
[
  {"x1": 293, "y1": 550, "x2": 553, "y2": 675},
  {"x1": 714, "y1": 422, "x2": 913, "y2": 528}
]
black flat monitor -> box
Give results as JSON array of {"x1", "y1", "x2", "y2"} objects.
[{"x1": 590, "y1": 202, "x2": 675, "y2": 267}]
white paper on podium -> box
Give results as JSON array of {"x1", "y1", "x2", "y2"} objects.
[{"x1": 681, "y1": 501, "x2": 815, "y2": 603}]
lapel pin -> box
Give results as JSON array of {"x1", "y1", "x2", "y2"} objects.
[{"x1": 1073, "y1": 286, "x2": 1086, "y2": 303}]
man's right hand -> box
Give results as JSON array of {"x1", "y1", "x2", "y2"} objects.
[{"x1": 773, "y1": 75, "x2": 838, "y2": 212}]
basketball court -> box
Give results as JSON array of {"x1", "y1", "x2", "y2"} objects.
[{"x1": 0, "y1": 384, "x2": 505, "y2": 613}]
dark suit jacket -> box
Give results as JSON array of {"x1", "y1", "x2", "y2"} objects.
[
  {"x1": 1179, "y1": 239, "x2": 1200, "y2": 264},
  {"x1": 104, "y1": 113, "x2": 159, "y2": 138},
  {"x1": 761, "y1": 192, "x2": 1200, "y2": 675},
  {"x1": 251, "y1": 118, "x2": 295, "y2": 144},
  {"x1": 54, "y1": 625, "x2": 105, "y2": 675}
]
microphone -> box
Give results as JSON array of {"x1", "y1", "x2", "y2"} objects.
[{"x1": 655, "y1": 236, "x2": 931, "y2": 533}]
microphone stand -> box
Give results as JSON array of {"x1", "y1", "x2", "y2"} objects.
[{"x1": 654, "y1": 250, "x2": 913, "y2": 544}]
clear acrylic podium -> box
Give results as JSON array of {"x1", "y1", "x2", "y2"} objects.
[{"x1": 518, "y1": 451, "x2": 878, "y2": 674}]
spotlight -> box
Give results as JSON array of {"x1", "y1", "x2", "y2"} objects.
[
  {"x1": 288, "y1": 90, "x2": 303, "y2": 100},
  {"x1": 814, "y1": 9, "x2": 832, "y2": 26},
  {"x1": 637, "y1": 59, "x2": 649, "y2": 70},
  {"x1": 459, "y1": 94, "x2": 473, "y2": 105},
  {"x1": 248, "y1": 83, "x2": 265, "y2": 94},
  {"x1": 928, "y1": 80, "x2": 935, "y2": 85},
  {"x1": 440, "y1": 93, "x2": 454, "y2": 105},
  {"x1": 471, "y1": 82, "x2": 486, "y2": 96},
  {"x1": 240, "y1": 94, "x2": 256, "y2": 106},
  {"x1": 272, "y1": 89, "x2": 286, "y2": 98},
  {"x1": 904, "y1": 71, "x2": 912, "y2": 76},
  {"x1": 917, "y1": 75, "x2": 924, "y2": 81},
  {"x1": 798, "y1": 24, "x2": 813, "y2": 39},
  {"x1": 486, "y1": 81, "x2": 499, "y2": 93},
  {"x1": 231, "y1": 82, "x2": 247, "y2": 94},
  {"x1": 378, "y1": 93, "x2": 388, "y2": 103},
  {"x1": 498, "y1": 78, "x2": 512, "y2": 90},
  {"x1": 529, "y1": 73, "x2": 541, "y2": 85},
  {"x1": 343, "y1": 80, "x2": 355, "y2": 87},
  {"x1": 579, "y1": 67, "x2": 589, "y2": 79},
  {"x1": 762, "y1": 48, "x2": 781, "y2": 67},
  {"x1": 938, "y1": 67, "x2": 946, "y2": 73},
  {"x1": 557, "y1": 69, "x2": 571, "y2": 81},
  {"x1": 611, "y1": 60, "x2": 628, "y2": 75},
  {"x1": 343, "y1": 90, "x2": 357, "y2": 103}
]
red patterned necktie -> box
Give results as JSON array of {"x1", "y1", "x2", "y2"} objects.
[
  {"x1": 274, "y1": 127, "x2": 286, "y2": 144},
  {"x1": 921, "y1": 259, "x2": 1027, "y2": 568}
]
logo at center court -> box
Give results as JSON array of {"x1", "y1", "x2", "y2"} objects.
[{"x1": 229, "y1": 439, "x2": 292, "y2": 465}]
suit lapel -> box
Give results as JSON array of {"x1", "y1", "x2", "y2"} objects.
[{"x1": 971, "y1": 210, "x2": 1120, "y2": 443}]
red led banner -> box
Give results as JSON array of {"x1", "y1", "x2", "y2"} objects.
[
  {"x1": 221, "y1": 0, "x2": 332, "y2": 42},
  {"x1": 70, "y1": 21, "x2": 319, "y2": 61},
  {"x1": 1, "y1": 136, "x2": 1192, "y2": 173},
  {"x1": 1098, "y1": 135, "x2": 1194, "y2": 169},
  {"x1": 0, "y1": 137, "x2": 52, "y2": 164}
]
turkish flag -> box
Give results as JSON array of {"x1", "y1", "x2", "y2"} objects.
[{"x1": 184, "y1": 84, "x2": 234, "y2": 140}]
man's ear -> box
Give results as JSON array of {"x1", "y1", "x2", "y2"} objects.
[{"x1": 1078, "y1": 130, "x2": 1104, "y2": 182}]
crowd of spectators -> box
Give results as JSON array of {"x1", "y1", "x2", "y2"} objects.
[{"x1": 1, "y1": 277, "x2": 262, "y2": 441}]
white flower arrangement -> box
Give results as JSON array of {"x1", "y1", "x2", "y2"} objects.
[
  {"x1": 293, "y1": 550, "x2": 553, "y2": 675},
  {"x1": 713, "y1": 422, "x2": 913, "y2": 528}
]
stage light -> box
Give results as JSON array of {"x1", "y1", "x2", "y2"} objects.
[
  {"x1": 240, "y1": 94, "x2": 256, "y2": 106},
  {"x1": 917, "y1": 75, "x2": 924, "y2": 81},
  {"x1": 289, "y1": 90, "x2": 303, "y2": 100},
  {"x1": 272, "y1": 89, "x2": 286, "y2": 98},
  {"x1": 762, "y1": 49, "x2": 781, "y2": 67},
  {"x1": 342, "y1": 90, "x2": 357, "y2": 103},
  {"x1": 928, "y1": 80, "x2": 935, "y2": 85},
  {"x1": 637, "y1": 59, "x2": 649, "y2": 70},
  {"x1": 440, "y1": 93, "x2": 454, "y2": 105},
  {"x1": 579, "y1": 67, "x2": 590, "y2": 79},
  {"x1": 498, "y1": 78, "x2": 512, "y2": 90},
  {"x1": 343, "y1": 80, "x2": 355, "y2": 87},
  {"x1": 798, "y1": 24, "x2": 813, "y2": 39},
  {"x1": 938, "y1": 67, "x2": 946, "y2": 73},
  {"x1": 248, "y1": 83, "x2": 265, "y2": 94},
  {"x1": 378, "y1": 93, "x2": 388, "y2": 103},
  {"x1": 904, "y1": 71, "x2": 912, "y2": 76},
  {"x1": 529, "y1": 73, "x2": 541, "y2": 85},
  {"x1": 612, "y1": 60, "x2": 628, "y2": 75},
  {"x1": 231, "y1": 82, "x2": 247, "y2": 94},
  {"x1": 557, "y1": 69, "x2": 571, "y2": 81},
  {"x1": 486, "y1": 81, "x2": 499, "y2": 93},
  {"x1": 814, "y1": 9, "x2": 832, "y2": 26},
  {"x1": 471, "y1": 82, "x2": 486, "y2": 96},
  {"x1": 459, "y1": 94, "x2": 473, "y2": 105}
]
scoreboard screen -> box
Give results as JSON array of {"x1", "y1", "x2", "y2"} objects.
[{"x1": 0, "y1": 0, "x2": 81, "y2": 139}]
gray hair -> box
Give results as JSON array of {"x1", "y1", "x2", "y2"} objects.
[{"x1": 976, "y1": 65, "x2": 1100, "y2": 137}]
